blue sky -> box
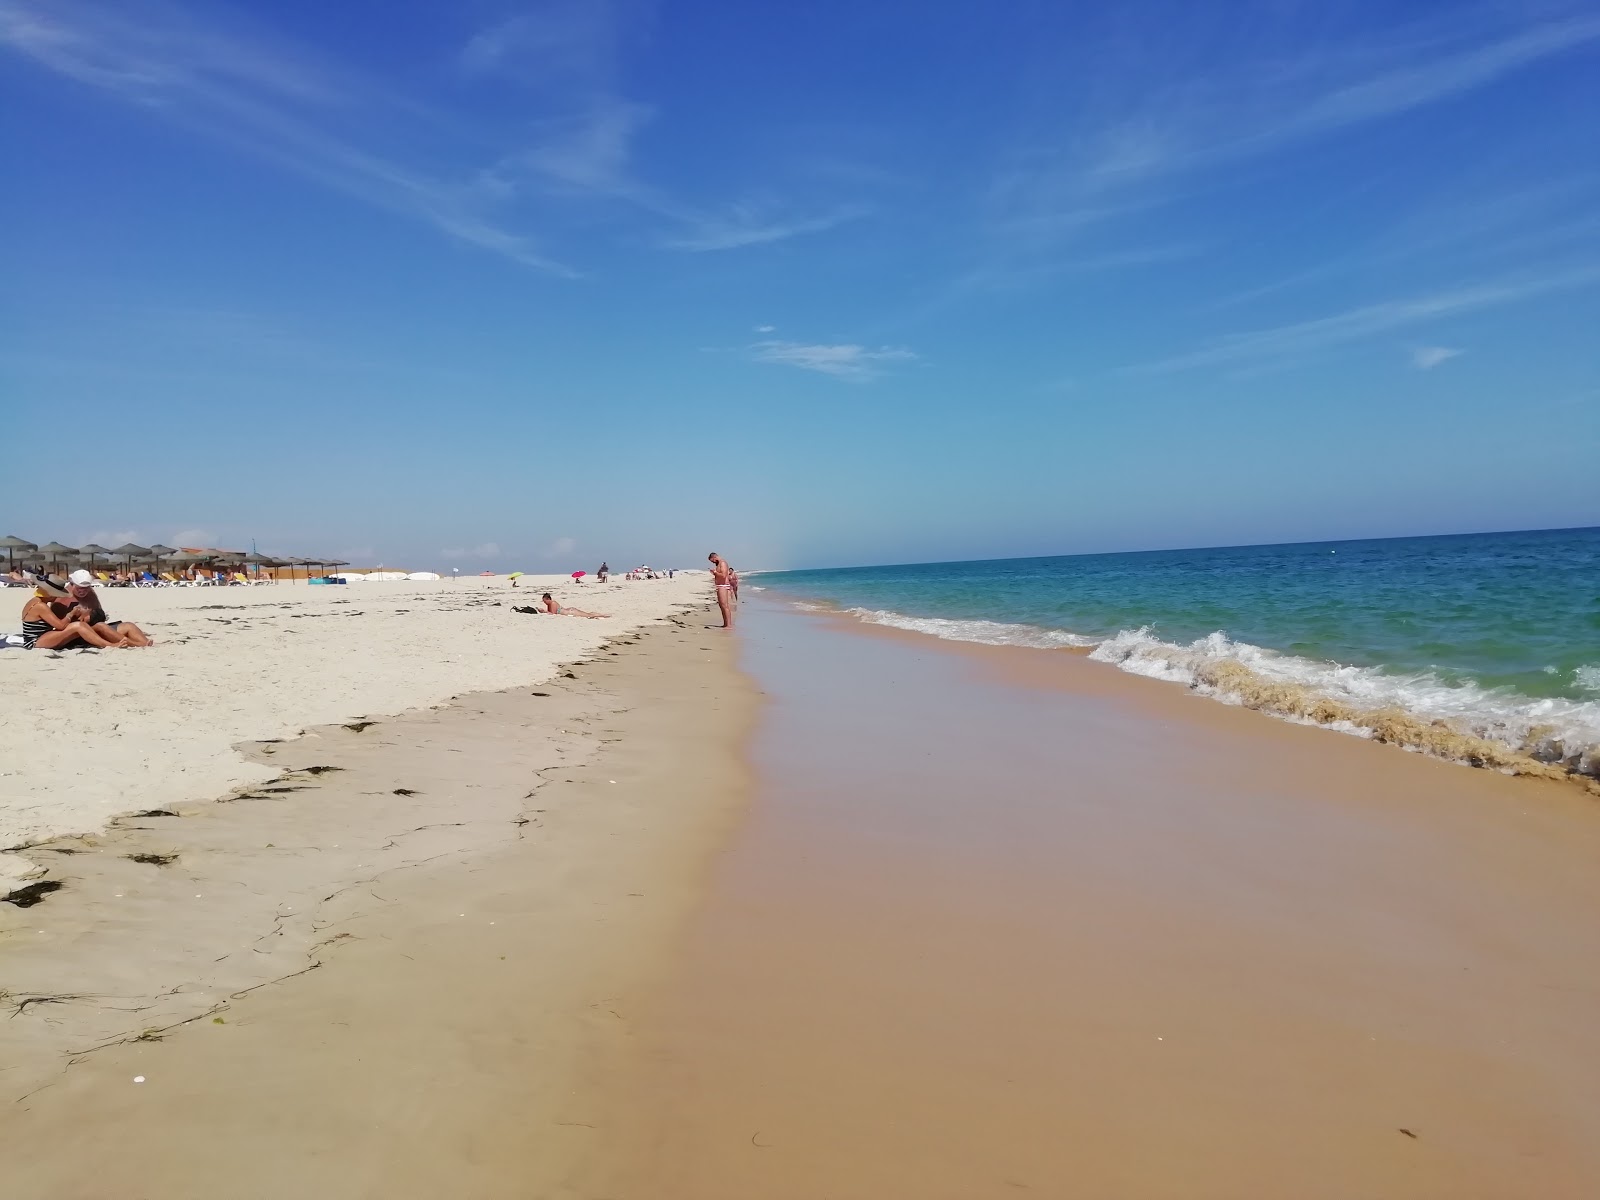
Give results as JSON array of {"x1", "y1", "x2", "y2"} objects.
[{"x1": 3, "y1": 0, "x2": 1597, "y2": 571}]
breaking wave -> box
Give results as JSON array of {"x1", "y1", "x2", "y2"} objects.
[
  {"x1": 840, "y1": 608, "x2": 1096, "y2": 650},
  {"x1": 814, "y1": 605, "x2": 1600, "y2": 790}
]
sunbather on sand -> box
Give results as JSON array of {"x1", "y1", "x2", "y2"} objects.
[
  {"x1": 542, "y1": 593, "x2": 608, "y2": 619},
  {"x1": 20, "y1": 580, "x2": 124, "y2": 649},
  {"x1": 66, "y1": 570, "x2": 153, "y2": 646}
]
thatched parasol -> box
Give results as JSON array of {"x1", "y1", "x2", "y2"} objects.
[
  {"x1": 38, "y1": 541, "x2": 78, "y2": 572},
  {"x1": 242, "y1": 551, "x2": 278, "y2": 582},
  {"x1": 113, "y1": 542, "x2": 151, "y2": 574},
  {"x1": 79, "y1": 543, "x2": 112, "y2": 571},
  {"x1": 2, "y1": 535, "x2": 37, "y2": 573}
]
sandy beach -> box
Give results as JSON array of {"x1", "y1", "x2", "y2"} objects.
[
  {"x1": 1, "y1": 574, "x2": 705, "y2": 889},
  {"x1": 6, "y1": 587, "x2": 1600, "y2": 1197},
  {"x1": 1, "y1": 593, "x2": 755, "y2": 1196}
]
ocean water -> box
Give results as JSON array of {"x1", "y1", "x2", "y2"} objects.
[{"x1": 758, "y1": 528, "x2": 1600, "y2": 780}]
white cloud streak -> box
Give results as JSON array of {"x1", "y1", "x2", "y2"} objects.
[
  {"x1": 1133, "y1": 265, "x2": 1600, "y2": 373},
  {"x1": 663, "y1": 205, "x2": 868, "y2": 252},
  {"x1": 1411, "y1": 345, "x2": 1462, "y2": 370},
  {"x1": 1284, "y1": 16, "x2": 1600, "y2": 138},
  {"x1": 990, "y1": 13, "x2": 1600, "y2": 246},
  {"x1": 1, "y1": 1, "x2": 871, "y2": 271},
  {"x1": 751, "y1": 341, "x2": 917, "y2": 381},
  {"x1": 0, "y1": 0, "x2": 576, "y2": 273}
]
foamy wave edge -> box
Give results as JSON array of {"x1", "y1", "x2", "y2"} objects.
[{"x1": 834, "y1": 607, "x2": 1600, "y2": 791}]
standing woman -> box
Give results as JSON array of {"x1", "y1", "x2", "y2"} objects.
[
  {"x1": 19, "y1": 579, "x2": 122, "y2": 650},
  {"x1": 708, "y1": 552, "x2": 735, "y2": 628}
]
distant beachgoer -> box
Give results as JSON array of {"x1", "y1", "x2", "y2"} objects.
[
  {"x1": 19, "y1": 580, "x2": 122, "y2": 650},
  {"x1": 708, "y1": 552, "x2": 734, "y2": 628},
  {"x1": 67, "y1": 570, "x2": 152, "y2": 646},
  {"x1": 598, "y1": 562, "x2": 609, "y2": 582},
  {"x1": 730, "y1": 569, "x2": 740, "y2": 601},
  {"x1": 541, "y1": 592, "x2": 608, "y2": 619}
]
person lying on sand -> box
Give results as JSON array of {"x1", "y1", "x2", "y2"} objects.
[
  {"x1": 20, "y1": 579, "x2": 125, "y2": 650},
  {"x1": 542, "y1": 593, "x2": 608, "y2": 619},
  {"x1": 66, "y1": 569, "x2": 153, "y2": 646}
]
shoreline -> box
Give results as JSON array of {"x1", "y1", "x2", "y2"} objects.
[
  {"x1": 768, "y1": 591, "x2": 1600, "y2": 794},
  {"x1": 1, "y1": 603, "x2": 758, "y2": 1197}
]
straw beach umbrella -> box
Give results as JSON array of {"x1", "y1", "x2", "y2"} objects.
[
  {"x1": 166, "y1": 550, "x2": 206, "y2": 579},
  {"x1": 79, "y1": 543, "x2": 112, "y2": 571},
  {"x1": 144, "y1": 544, "x2": 176, "y2": 578},
  {"x1": 38, "y1": 542, "x2": 78, "y2": 573},
  {"x1": 242, "y1": 551, "x2": 276, "y2": 582},
  {"x1": 113, "y1": 542, "x2": 150, "y2": 568},
  {"x1": 2, "y1": 535, "x2": 38, "y2": 572}
]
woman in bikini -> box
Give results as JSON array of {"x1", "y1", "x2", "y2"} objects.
[
  {"x1": 19, "y1": 580, "x2": 124, "y2": 650},
  {"x1": 541, "y1": 593, "x2": 608, "y2": 619},
  {"x1": 708, "y1": 552, "x2": 735, "y2": 628}
]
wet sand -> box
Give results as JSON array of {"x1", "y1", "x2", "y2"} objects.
[
  {"x1": 587, "y1": 599, "x2": 1600, "y2": 1198},
  {"x1": 1, "y1": 607, "x2": 755, "y2": 1197}
]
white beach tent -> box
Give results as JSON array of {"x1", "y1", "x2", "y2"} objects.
[{"x1": 406, "y1": 571, "x2": 441, "y2": 581}]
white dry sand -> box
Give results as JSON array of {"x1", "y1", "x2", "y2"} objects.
[{"x1": 0, "y1": 573, "x2": 710, "y2": 888}]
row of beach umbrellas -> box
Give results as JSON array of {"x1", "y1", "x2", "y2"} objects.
[{"x1": 2, "y1": 535, "x2": 349, "y2": 580}]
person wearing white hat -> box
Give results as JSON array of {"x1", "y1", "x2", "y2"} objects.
[
  {"x1": 18, "y1": 577, "x2": 122, "y2": 650},
  {"x1": 66, "y1": 569, "x2": 153, "y2": 647}
]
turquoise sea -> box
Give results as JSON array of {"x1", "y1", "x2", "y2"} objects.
[{"x1": 758, "y1": 527, "x2": 1600, "y2": 778}]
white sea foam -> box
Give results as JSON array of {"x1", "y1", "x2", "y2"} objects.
[
  {"x1": 1088, "y1": 628, "x2": 1600, "y2": 774},
  {"x1": 841, "y1": 608, "x2": 1097, "y2": 650},
  {"x1": 808, "y1": 603, "x2": 1600, "y2": 779}
]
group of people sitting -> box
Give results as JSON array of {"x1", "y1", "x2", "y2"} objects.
[{"x1": 17, "y1": 570, "x2": 153, "y2": 650}]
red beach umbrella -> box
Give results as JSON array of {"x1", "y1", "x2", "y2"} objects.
[
  {"x1": 478, "y1": 571, "x2": 495, "y2": 577},
  {"x1": 570, "y1": 571, "x2": 586, "y2": 580}
]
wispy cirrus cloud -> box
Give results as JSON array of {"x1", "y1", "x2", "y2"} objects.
[
  {"x1": 455, "y1": 1, "x2": 864, "y2": 253},
  {"x1": 1411, "y1": 345, "x2": 1462, "y2": 370},
  {"x1": 663, "y1": 204, "x2": 869, "y2": 252},
  {"x1": 751, "y1": 340, "x2": 917, "y2": 381},
  {"x1": 989, "y1": 11, "x2": 1600, "y2": 246},
  {"x1": 0, "y1": 0, "x2": 863, "y2": 275},
  {"x1": 1132, "y1": 264, "x2": 1600, "y2": 374},
  {"x1": 0, "y1": 0, "x2": 577, "y2": 274}
]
